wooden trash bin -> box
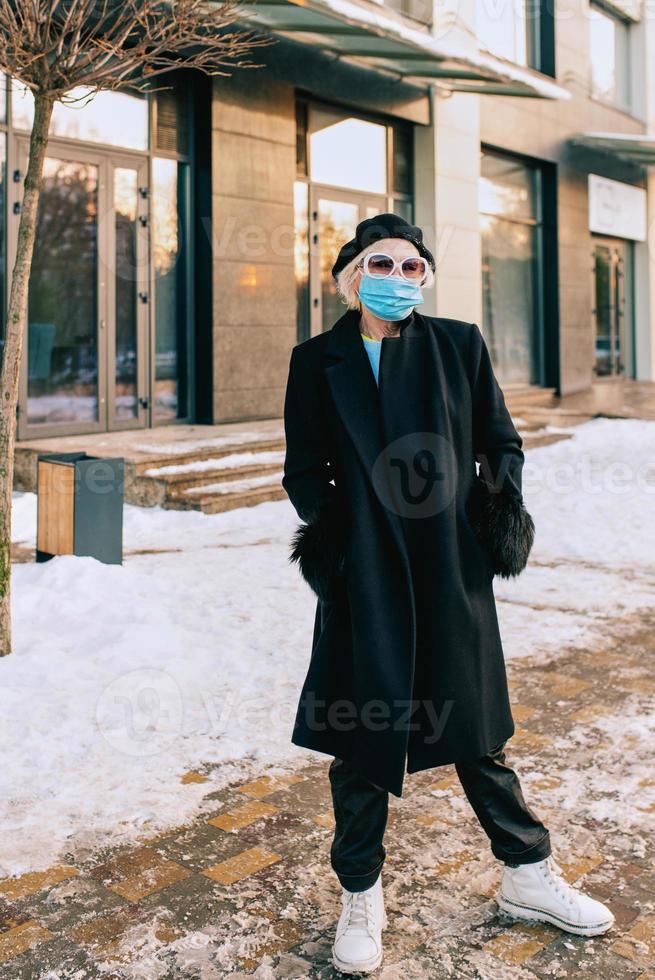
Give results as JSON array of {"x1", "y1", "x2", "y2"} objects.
[{"x1": 36, "y1": 453, "x2": 124, "y2": 565}]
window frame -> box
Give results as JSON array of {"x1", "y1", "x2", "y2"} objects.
[
  {"x1": 479, "y1": 145, "x2": 547, "y2": 387},
  {"x1": 588, "y1": 0, "x2": 632, "y2": 113},
  {"x1": 476, "y1": 0, "x2": 555, "y2": 77}
]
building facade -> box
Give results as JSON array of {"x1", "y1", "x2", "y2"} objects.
[{"x1": 1, "y1": 0, "x2": 654, "y2": 439}]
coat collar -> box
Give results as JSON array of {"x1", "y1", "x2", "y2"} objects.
[{"x1": 324, "y1": 308, "x2": 425, "y2": 362}]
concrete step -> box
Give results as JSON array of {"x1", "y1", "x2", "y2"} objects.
[
  {"x1": 164, "y1": 467, "x2": 286, "y2": 514},
  {"x1": 504, "y1": 386, "x2": 558, "y2": 412},
  {"x1": 171, "y1": 483, "x2": 288, "y2": 515},
  {"x1": 162, "y1": 461, "x2": 284, "y2": 495},
  {"x1": 125, "y1": 443, "x2": 287, "y2": 508},
  {"x1": 132, "y1": 438, "x2": 286, "y2": 477},
  {"x1": 522, "y1": 431, "x2": 574, "y2": 450}
]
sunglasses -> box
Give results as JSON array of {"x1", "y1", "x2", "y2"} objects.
[{"x1": 360, "y1": 251, "x2": 429, "y2": 283}]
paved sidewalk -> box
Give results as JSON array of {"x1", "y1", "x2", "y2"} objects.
[{"x1": 1, "y1": 612, "x2": 654, "y2": 979}]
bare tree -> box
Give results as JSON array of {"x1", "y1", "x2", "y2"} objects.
[{"x1": 0, "y1": 0, "x2": 269, "y2": 655}]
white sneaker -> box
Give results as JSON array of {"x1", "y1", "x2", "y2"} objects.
[
  {"x1": 332, "y1": 876, "x2": 387, "y2": 975},
  {"x1": 497, "y1": 856, "x2": 615, "y2": 937}
]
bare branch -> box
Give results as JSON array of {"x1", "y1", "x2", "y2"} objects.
[{"x1": 0, "y1": 0, "x2": 273, "y2": 98}]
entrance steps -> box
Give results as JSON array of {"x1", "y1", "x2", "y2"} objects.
[
  {"x1": 130, "y1": 438, "x2": 288, "y2": 513},
  {"x1": 14, "y1": 422, "x2": 289, "y2": 516},
  {"x1": 502, "y1": 386, "x2": 578, "y2": 450}
]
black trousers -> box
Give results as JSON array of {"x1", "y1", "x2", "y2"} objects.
[{"x1": 329, "y1": 742, "x2": 551, "y2": 892}]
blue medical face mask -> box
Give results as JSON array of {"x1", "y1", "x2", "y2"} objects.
[{"x1": 358, "y1": 273, "x2": 424, "y2": 322}]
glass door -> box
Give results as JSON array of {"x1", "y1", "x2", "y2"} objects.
[
  {"x1": 17, "y1": 144, "x2": 103, "y2": 435},
  {"x1": 310, "y1": 187, "x2": 386, "y2": 336},
  {"x1": 592, "y1": 241, "x2": 625, "y2": 377},
  {"x1": 16, "y1": 141, "x2": 150, "y2": 436}
]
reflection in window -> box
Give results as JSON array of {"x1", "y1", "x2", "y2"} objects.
[
  {"x1": 476, "y1": 0, "x2": 538, "y2": 67},
  {"x1": 393, "y1": 125, "x2": 413, "y2": 196},
  {"x1": 12, "y1": 83, "x2": 148, "y2": 150},
  {"x1": 296, "y1": 101, "x2": 308, "y2": 177},
  {"x1": 294, "y1": 182, "x2": 310, "y2": 343},
  {"x1": 310, "y1": 109, "x2": 386, "y2": 194},
  {"x1": 153, "y1": 157, "x2": 189, "y2": 420},
  {"x1": 479, "y1": 153, "x2": 536, "y2": 220},
  {"x1": 393, "y1": 199, "x2": 413, "y2": 221},
  {"x1": 155, "y1": 79, "x2": 189, "y2": 155},
  {"x1": 114, "y1": 168, "x2": 139, "y2": 420},
  {"x1": 479, "y1": 151, "x2": 542, "y2": 385},
  {"x1": 589, "y1": 2, "x2": 630, "y2": 109},
  {"x1": 318, "y1": 198, "x2": 359, "y2": 333},
  {"x1": 27, "y1": 158, "x2": 99, "y2": 425}
]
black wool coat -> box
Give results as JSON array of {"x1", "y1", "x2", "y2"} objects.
[{"x1": 282, "y1": 309, "x2": 535, "y2": 797}]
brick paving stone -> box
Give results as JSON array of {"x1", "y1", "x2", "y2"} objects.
[
  {"x1": 17, "y1": 875, "x2": 127, "y2": 934},
  {"x1": 202, "y1": 846, "x2": 282, "y2": 886},
  {"x1": 0, "y1": 865, "x2": 78, "y2": 902},
  {"x1": 0, "y1": 899, "x2": 31, "y2": 933},
  {"x1": 89, "y1": 846, "x2": 192, "y2": 903},
  {"x1": 208, "y1": 799, "x2": 279, "y2": 831},
  {"x1": 483, "y1": 922, "x2": 559, "y2": 965},
  {"x1": 0, "y1": 919, "x2": 54, "y2": 963},
  {"x1": 152, "y1": 820, "x2": 252, "y2": 870},
  {"x1": 612, "y1": 915, "x2": 655, "y2": 969},
  {"x1": 138, "y1": 871, "x2": 236, "y2": 932},
  {"x1": 0, "y1": 936, "x2": 101, "y2": 980},
  {"x1": 237, "y1": 775, "x2": 305, "y2": 799}
]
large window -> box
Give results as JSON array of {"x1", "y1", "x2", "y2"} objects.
[
  {"x1": 295, "y1": 99, "x2": 414, "y2": 340},
  {"x1": 11, "y1": 84, "x2": 148, "y2": 150},
  {"x1": 477, "y1": 0, "x2": 541, "y2": 68},
  {"x1": 589, "y1": 1, "x2": 630, "y2": 110},
  {"x1": 479, "y1": 150, "x2": 544, "y2": 385},
  {"x1": 308, "y1": 107, "x2": 387, "y2": 194}
]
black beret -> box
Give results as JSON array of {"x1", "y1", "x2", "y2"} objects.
[{"x1": 331, "y1": 212, "x2": 435, "y2": 280}]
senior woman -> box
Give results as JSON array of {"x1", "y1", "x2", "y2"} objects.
[{"x1": 282, "y1": 213, "x2": 613, "y2": 975}]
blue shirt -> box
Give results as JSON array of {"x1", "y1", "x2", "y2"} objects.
[{"x1": 360, "y1": 333, "x2": 381, "y2": 386}]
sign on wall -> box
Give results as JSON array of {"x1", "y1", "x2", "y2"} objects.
[{"x1": 588, "y1": 174, "x2": 647, "y2": 242}]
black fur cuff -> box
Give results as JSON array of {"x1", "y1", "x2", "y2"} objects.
[
  {"x1": 467, "y1": 478, "x2": 535, "y2": 579},
  {"x1": 289, "y1": 500, "x2": 347, "y2": 603}
]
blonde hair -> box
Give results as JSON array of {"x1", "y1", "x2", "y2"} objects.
[{"x1": 335, "y1": 240, "x2": 436, "y2": 310}]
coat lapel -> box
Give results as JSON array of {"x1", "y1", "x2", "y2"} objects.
[{"x1": 323, "y1": 309, "x2": 385, "y2": 483}]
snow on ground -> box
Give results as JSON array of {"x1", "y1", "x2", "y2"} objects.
[{"x1": 2, "y1": 417, "x2": 654, "y2": 877}]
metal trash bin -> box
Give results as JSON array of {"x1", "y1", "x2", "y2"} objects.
[{"x1": 36, "y1": 453, "x2": 124, "y2": 565}]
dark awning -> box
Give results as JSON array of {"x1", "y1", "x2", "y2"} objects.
[
  {"x1": 570, "y1": 132, "x2": 655, "y2": 165},
  {"x1": 238, "y1": 0, "x2": 571, "y2": 100}
]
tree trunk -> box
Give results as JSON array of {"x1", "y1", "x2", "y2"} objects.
[{"x1": 0, "y1": 92, "x2": 54, "y2": 656}]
